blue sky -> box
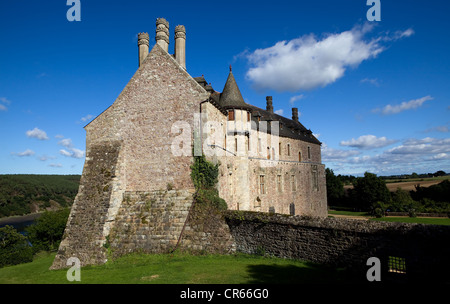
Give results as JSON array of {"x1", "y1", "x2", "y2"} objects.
[{"x1": 0, "y1": 0, "x2": 449, "y2": 176}]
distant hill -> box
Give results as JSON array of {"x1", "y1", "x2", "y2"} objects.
[{"x1": 0, "y1": 175, "x2": 81, "y2": 218}]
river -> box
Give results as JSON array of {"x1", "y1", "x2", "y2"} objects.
[{"x1": 0, "y1": 213, "x2": 42, "y2": 234}]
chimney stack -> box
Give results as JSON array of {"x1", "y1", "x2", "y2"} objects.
[
  {"x1": 174, "y1": 25, "x2": 186, "y2": 69},
  {"x1": 292, "y1": 108, "x2": 299, "y2": 122},
  {"x1": 138, "y1": 32, "x2": 149, "y2": 67},
  {"x1": 155, "y1": 18, "x2": 169, "y2": 52},
  {"x1": 266, "y1": 96, "x2": 273, "y2": 113}
]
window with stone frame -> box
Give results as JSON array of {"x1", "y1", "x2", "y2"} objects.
[
  {"x1": 312, "y1": 165, "x2": 319, "y2": 191},
  {"x1": 287, "y1": 143, "x2": 291, "y2": 156},
  {"x1": 291, "y1": 174, "x2": 296, "y2": 192},
  {"x1": 228, "y1": 110, "x2": 235, "y2": 121},
  {"x1": 259, "y1": 175, "x2": 266, "y2": 195},
  {"x1": 277, "y1": 175, "x2": 282, "y2": 193},
  {"x1": 308, "y1": 146, "x2": 311, "y2": 159}
]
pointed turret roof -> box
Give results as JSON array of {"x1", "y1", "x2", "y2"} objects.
[{"x1": 219, "y1": 66, "x2": 250, "y2": 110}]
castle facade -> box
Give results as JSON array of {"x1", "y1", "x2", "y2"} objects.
[{"x1": 51, "y1": 18, "x2": 327, "y2": 269}]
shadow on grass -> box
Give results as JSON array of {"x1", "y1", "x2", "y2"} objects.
[{"x1": 246, "y1": 262, "x2": 359, "y2": 284}]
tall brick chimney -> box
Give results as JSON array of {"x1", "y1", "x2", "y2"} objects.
[
  {"x1": 155, "y1": 18, "x2": 169, "y2": 52},
  {"x1": 292, "y1": 108, "x2": 299, "y2": 122},
  {"x1": 266, "y1": 96, "x2": 273, "y2": 113},
  {"x1": 174, "y1": 25, "x2": 186, "y2": 69},
  {"x1": 138, "y1": 32, "x2": 149, "y2": 67}
]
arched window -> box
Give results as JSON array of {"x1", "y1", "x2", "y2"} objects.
[{"x1": 298, "y1": 152, "x2": 302, "y2": 162}]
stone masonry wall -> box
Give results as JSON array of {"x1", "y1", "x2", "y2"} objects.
[
  {"x1": 225, "y1": 211, "x2": 450, "y2": 282},
  {"x1": 51, "y1": 141, "x2": 122, "y2": 269},
  {"x1": 201, "y1": 102, "x2": 327, "y2": 217},
  {"x1": 108, "y1": 190, "x2": 235, "y2": 259}
]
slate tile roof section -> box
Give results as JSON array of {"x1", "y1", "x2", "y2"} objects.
[{"x1": 195, "y1": 73, "x2": 321, "y2": 145}]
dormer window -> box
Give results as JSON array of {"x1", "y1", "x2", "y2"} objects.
[{"x1": 228, "y1": 110, "x2": 235, "y2": 121}]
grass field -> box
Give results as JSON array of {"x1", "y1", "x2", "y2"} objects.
[
  {"x1": 0, "y1": 251, "x2": 355, "y2": 284},
  {"x1": 370, "y1": 217, "x2": 450, "y2": 225},
  {"x1": 328, "y1": 210, "x2": 450, "y2": 225},
  {"x1": 343, "y1": 175, "x2": 450, "y2": 192}
]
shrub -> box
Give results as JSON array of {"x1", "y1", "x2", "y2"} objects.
[
  {"x1": 0, "y1": 225, "x2": 33, "y2": 268},
  {"x1": 190, "y1": 155, "x2": 227, "y2": 211},
  {"x1": 190, "y1": 155, "x2": 219, "y2": 190},
  {"x1": 26, "y1": 208, "x2": 70, "y2": 253},
  {"x1": 196, "y1": 189, "x2": 227, "y2": 211}
]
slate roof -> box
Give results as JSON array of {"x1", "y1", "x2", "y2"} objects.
[
  {"x1": 195, "y1": 73, "x2": 321, "y2": 145},
  {"x1": 218, "y1": 68, "x2": 252, "y2": 110}
]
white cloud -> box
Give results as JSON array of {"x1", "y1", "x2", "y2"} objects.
[
  {"x1": 26, "y1": 127, "x2": 49, "y2": 140},
  {"x1": 59, "y1": 149, "x2": 72, "y2": 157},
  {"x1": 0, "y1": 97, "x2": 11, "y2": 105},
  {"x1": 387, "y1": 137, "x2": 450, "y2": 155},
  {"x1": 360, "y1": 78, "x2": 380, "y2": 86},
  {"x1": 58, "y1": 138, "x2": 73, "y2": 149},
  {"x1": 387, "y1": 28, "x2": 415, "y2": 40},
  {"x1": 38, "y1": 155, "x2": 56, "y2": 161},
  {"x1": 340, "y1": 135, "x2": 397, "y2": 150},
  {"x1": 81, "y1": 114, "x2": 94, "y2": 122},
  {"x1": 274, "y1": 109, "x2": 284, "y2": 116},
  {"x1": 0, "y1": 97, "x2": 11, "y2": 111},
  {"x1": 245, "y1": 24, "x2": 389, "y2": 92},
  {"x1": 12, "y1": 149, "x2": 35, "y2": 157},
  {"x1": 59, "y1": 148, "x2": 85, "y2": 159},
  {"x1": 49, "y1": 163, "x2": 63, "y2": 168},
  {"x1": 321, "y1": 143, "x2": 360, "y2": 162},
  {"x1": 423, "y1": 125, "x2": 449, "y2": 133},
  {"x1": 373, "y1": 95, "x2": 433, "y2": 115},
  {"x1": 55, "y1": 134, "x2": 64, "y2": 139},
  {"x1": 289, "y1": 94, "x2": 304, "y2": 105},
  {"x1": 71, "y1": 148, "x2": 85, "y2": 159},
  {"x1": 323, "y1": 136, "x2": 450, "y2": 176}
]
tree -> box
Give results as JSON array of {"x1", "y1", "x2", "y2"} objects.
[
  {"x1": 434, "y1": 170, "x2": 446, "y2": 177},
  {"x1": 390, "y1": 188, "x2": 420, "y2": 214},
  {"x1": 26, "y1": 208, "x2": 70, "y2": 253},
  {"x1": 325, "y1": 168, "x2": 345, "y2": 206},
  {"x1": 0, "y1": 225, "x2": 33, "y2": 268},
  {"x1": 352, "y1": 172, "x2": 391, "y2": 213}
]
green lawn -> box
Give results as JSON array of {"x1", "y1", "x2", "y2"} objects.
[
  {"x1": 0, "y1": 251, "x2": 354, "y2": 284},
  {"x1": 328, "y1": 210, "x2": 370, "y2": 217},
  {"x1": 371, "y1": 217, "x2": 450, "y2": 226}
]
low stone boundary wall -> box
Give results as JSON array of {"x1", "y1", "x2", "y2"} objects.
[{"x1": 225, "y1": 211, "x2": 450, "y2": 282}]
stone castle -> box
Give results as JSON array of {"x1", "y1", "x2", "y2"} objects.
[{"x1": 51, "y1": 18, "x2": 327, "y2": 269}]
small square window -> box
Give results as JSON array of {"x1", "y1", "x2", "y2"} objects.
[{"x1": 388, "y1": 256, "x2": 406, "y2": 274}]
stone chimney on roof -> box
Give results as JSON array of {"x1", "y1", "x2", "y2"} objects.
[
  {"x1": 174, "y1": 25, "x2": 186, "y2": 69},
  {"x1": 137, "y1": 32, "x2": 149, "y2": 67},
  {"x1": 155, "y1": 18, "x2": 169, "y2": 52},
  {"x1": 266, "y1": 96, "x2": 273, "y2": 113},
  {"x1": 292, "y1": 108, "x2": 299, "y2": 122}
]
